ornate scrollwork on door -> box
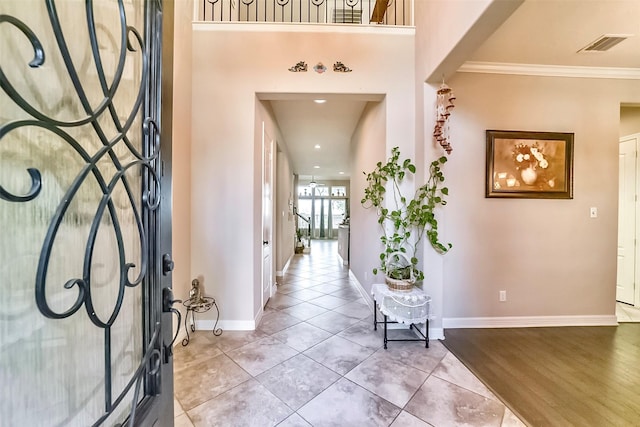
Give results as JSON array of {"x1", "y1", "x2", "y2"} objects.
[{"x1": 0, "y1": 1, "x2": 165, "y2": 425}]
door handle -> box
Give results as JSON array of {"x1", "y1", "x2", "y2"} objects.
[
  {"x1": 263, "y1": 241, "x2": 269, "y2": 245},
  {"x1": 162, "y1": 286, "x2": 182, "y2": 361}
]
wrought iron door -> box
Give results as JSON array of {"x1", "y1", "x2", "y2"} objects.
[{"x1": 0, "y1": 1, "x2": 175, "y2": 425}]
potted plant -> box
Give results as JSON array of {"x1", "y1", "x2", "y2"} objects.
[
  {"x1": 361, "y1": 147, "x2": 451, "y2": 290},
  {"x1": 295, "y1": 229, "x2": 305, "y2": 254}
]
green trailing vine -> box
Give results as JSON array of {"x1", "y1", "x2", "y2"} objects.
[{"x1": 361, "y1": 147, "x2": 451, "y2": 282}]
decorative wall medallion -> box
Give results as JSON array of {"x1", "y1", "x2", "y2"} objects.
[
  {"x1": 313, "y1": 62, "x2": 327, "y2": 74},
  {"x1": 333, "y1": 61, "x2": 352, "y2": 72},
  {"x1": 288, "y1": 61, "x2": 308, "y2": 72}
]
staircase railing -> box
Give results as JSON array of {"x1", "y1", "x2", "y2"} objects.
[{"x1": 198, "y1": 0, "x2": 412, "y2": 26}]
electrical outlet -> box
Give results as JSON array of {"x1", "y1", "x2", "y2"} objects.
[
  {"x1": 499, "y1": 290, "x2": 507, "y2": 302},
  {"x1": 590, "y1": 207, "x2": 598, "y2": 218}
]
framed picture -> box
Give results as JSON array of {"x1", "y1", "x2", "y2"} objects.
[{"x1": 486, "y1": 130, "x2": 574, "y2": 199}]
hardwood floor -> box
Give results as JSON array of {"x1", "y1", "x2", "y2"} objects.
[{"x1": 443, "y1": 325, "x2": 640, "y2": 427}]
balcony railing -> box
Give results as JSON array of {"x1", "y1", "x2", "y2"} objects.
[{"x1": 199, "y1": 0, "x2": 412, "y2": 26}]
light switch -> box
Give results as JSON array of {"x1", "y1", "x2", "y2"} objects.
[{"x1": 590, "y1": 207, "x2": 598, "y2": 218}]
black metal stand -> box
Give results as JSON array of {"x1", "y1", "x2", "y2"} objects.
[
  {"x1": 374, "y1": 298, "x2": 429, "y2": 349},
  {"x1": 181, "y1": 296, "x2": 222, "y2": 346}
]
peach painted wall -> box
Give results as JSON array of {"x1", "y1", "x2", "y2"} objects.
[
  {"x1": 190, "y1": 25, "x2": 415, "y2": 326},
  {"x1": 442, "y1": 72, "x2": 640, "y2": 322},
  {"x1": 350, "y1": 100, "x2": 387, "y2": 297},
  {"x1": 275, "y1": 142, "x2": 296, "y2": 277},
  {"x1": 171, "y1": 0, "x2": 193, "y2": 341}
]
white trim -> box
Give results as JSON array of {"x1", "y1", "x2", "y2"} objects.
[
  {"x1": 255, "y1": 308, "x2": 264, "y2": 328},
  {"x1": 443, "y1": 315, "x2": 618, "y2": 329},
  {"x1": 196, "y1": 319, "x2": 256, "y2": 331},
  {"x1": 458, "y1": 61, "x2": 640, "y2": 80},
  {"x1": 193, "y1": 22, "x2": 415, "y2": 35},
  {"x1": 349, "y1": 270, "x2": 374, "y2": 309},
  {"x1": 276, "y1": 255, "x2": 292, "y2": 278}
]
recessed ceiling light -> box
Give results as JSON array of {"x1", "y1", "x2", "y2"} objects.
[
  {"x1": 314, "y1": 99, "x2": 326, "y2": 104},
  {"x1": 314, "y1": 144, "x2": 321, "y2": 149},
  {"x1": 314, "y1": 165, "x2": 320, "y2": 169},
  {"x1": 339, "y1": 171, "x2": 345, "y2": 175}
]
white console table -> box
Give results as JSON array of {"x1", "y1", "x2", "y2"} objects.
[{"x1": 371, "y1": 283, "x2": 431, "y2": 349}]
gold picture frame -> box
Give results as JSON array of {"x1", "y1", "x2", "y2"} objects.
[{"x1": 486, "y1": 130, "x2": 574, "y2": 199}]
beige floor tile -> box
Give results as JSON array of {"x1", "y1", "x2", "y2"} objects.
[
  {"x1": 172, "y1": 240, "x2": 523, "y2": 427},
  {"x1": 174, "y1": 413, "x2": 194, "y2": 427},
  {"x1": 432, "y1": 352, "x2": 498, "y2": 401},
  {"x1": 226, "y1": 336, "x2": 298, "y2": 376},
  {"x1": 255, "y1": 354, "x2": 340, "y2": 410},
  {"x1": 298, "y1": 378, "x2": 400, "y2": 426},
  {"x1": 278, "y1": 413, "x2": 313, "y2": 427},
  {"x1": 279, "y1": 301, "x2": 328, "y2": 321},
  {"x1": 405, "y1": 376, "x2": 505, "y2": 427},
  {"x1": 303, "y1": 335, "x2": 374, "y2": 375},
  {"x1": 305, "y1": 310, "x2": 360, "y2": 334},
  {"x1": 174, "y1": 353, "x2": 250, "y2": 411},
  {"x1": 389, "y1": 411, "x2": 432, "y2": 427},
  {"x1": 174, "y1": 397, "x2": 184, "y2": 417},
  {"x1": 501, "y1": 407, "x2": 527, "y2": 427},
  {"x1": 257, "y1": 310, "x2": 301, "y2": 335},
  {"x1": 188, "y1": 379, "x2": 292, "y2": 427},
  {"x1": 346, "y1": 351, "x2": 429, "y2": 408},
  {"x1": 271, "y1": 322, "x2": 332, "y2": 352},
  {"x1": 208, "y1": 329, "x2": 269, "y2": 353}
]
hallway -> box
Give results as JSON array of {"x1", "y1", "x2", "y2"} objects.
[{"x1": 173, "y1": 240, "x2": 525, "y2": 426}]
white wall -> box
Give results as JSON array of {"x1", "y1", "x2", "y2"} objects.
[
  {"x1": 191, "y1": 24, "x2": 415, "y2": 326},
  {"x1": 442, "y1": 72, "x2": 640, "y2": 326},
  {"x1": 414, "y1": 0, "x2": 522, "y2": 82},
  {"x1": 275, "y1": 144, "x2": 295, "y2": 276},
  {"x1": 350, "y1": 100, "x2": 387, "y2": 296}
]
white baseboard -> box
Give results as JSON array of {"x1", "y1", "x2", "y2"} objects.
[
  {"x1": 276, "y1": 256, "x2": 292, "y2": 278},
  {"x1": 443, "y1": 315, "x2": 618, "y2": 329},
  {"x1": 196, "y1": 319, "x2": 256, "y2": 331},
  {"x1": 349, "y1": 271, "x2": 373, "y2": 309},
  {"x1": 194, "y1": 307, "x2": 266, "y2": 331}
]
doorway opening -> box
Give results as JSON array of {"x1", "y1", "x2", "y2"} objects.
[{"x1": 616, "y1": 105, "x2": 640, "y2": 322}]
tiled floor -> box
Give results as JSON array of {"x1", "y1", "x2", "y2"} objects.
[
  {"x1": 173, "y1": 240, "x2": 526, "y2": 427},
  {"x1": 616, "y1": 301, "x2": 640, "y2": 322}
]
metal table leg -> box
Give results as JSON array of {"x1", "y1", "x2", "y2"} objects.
[
  {"x1": 383, "y1": 314, "x2": 388, "y2": 349},
  {"x1": 374, "y1": 298, "x2": 377, "y2": 331}
]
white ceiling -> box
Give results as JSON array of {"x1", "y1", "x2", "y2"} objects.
[
  {"x1": 469, "y1": 0, "x2": 640, "y2": 68},
  {"x1": 265, "y1": 94, "x2": 379, "y2": 182},
  {"x1": 269, "y1": 1, "x2": 639, "y2": 183}
]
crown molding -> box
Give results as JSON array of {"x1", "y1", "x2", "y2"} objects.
[{"x1": 458, "y1": 61, "x2": 640, "y2": 80}]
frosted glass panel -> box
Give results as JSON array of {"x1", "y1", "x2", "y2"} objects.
[{"x1": 1, "y1": 1, "x2": 149, "y2": 425}]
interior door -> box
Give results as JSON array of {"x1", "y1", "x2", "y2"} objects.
[
  {"x1": 617, "y1": 134, "x2": 639, "y2": 305},
  {"x1": 262, "y1": 125, "x2": 273, "y2": 307},
  {"x1": 0, "y1": 1, "x2": 175, "y2": 425}
]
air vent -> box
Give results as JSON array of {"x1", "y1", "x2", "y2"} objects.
[
  {"x1": 332, "y1": 8, "x2": 362, "y2": 24},
  {"x1": 578, "y1": 34, "x2": 632, "y2": 53}
]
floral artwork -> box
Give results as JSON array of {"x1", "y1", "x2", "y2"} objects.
[{"x1": 486, "y1": 130, "x2": 573, "y2": 199}]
